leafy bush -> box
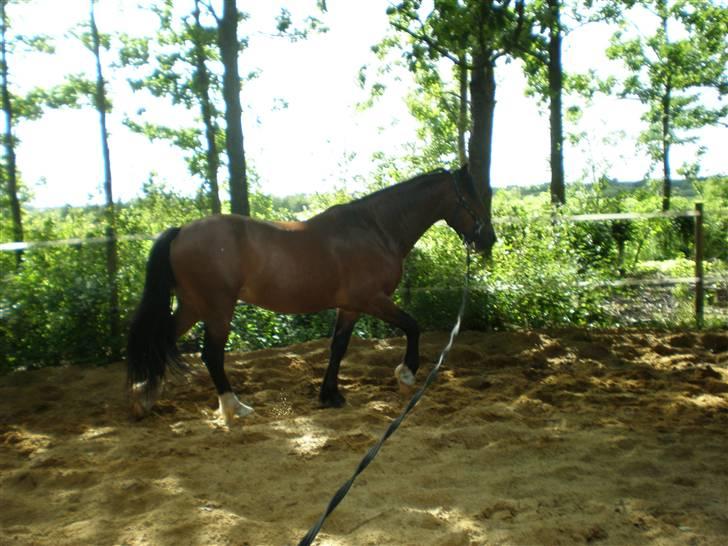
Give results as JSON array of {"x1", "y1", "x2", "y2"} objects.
[{"x1": 2, "y1": 175, "x2": 726, "y2": 372}]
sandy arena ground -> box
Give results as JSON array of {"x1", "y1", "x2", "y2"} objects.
[{"x1": 1, "y1": 329, "x2": 727, "y2": 546}]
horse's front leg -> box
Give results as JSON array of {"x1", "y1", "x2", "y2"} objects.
[
  {"x1": 367, "y1": 296, "x2": 420, "y2": 390},
  {"x1": 394, "y1": 311, "x2": 420, "y2": 390},
  {"x1": 320, "y1": 309, "x2": 359, "y2": 408}
]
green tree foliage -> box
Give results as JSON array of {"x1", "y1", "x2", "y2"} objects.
[
  {"x1": 1, "y1": 0, "x2": 23, "y2": 266},
  {"x1": 120, "y1": 0, "x2": 225, "y2": 214},
  {"x1": 208, "y1": 0, "x2": 326, "y2": 216},
  {"x1": 120, "y1": 1, "x2": 327, "y2": 217},
  {"x1": 87, "y1": 0, "x2": 122, "y2": 359},
  {"x1": 692, "y1": 175, "x2": 728, "y2": 260},
  {"x1": 520, "y1": 0, "x2": 569, "y2": 205},
  {"x1": 360, "y1": 42, "x2": 465, "y2": 174},
  {"x1": 405, "y1": 64, "x2": 465, "y2": 171},
  {"x1": 0, "y1": 0, "x2": 57, "y2": 266},
  {"x1": 606, "y1": 0, "x2": 728, "y2": 211},
  {"x1": 385, "y1": 0, "x2": 532, "y2": 213},
  {"x1": 2, "y1": 178, "x2": 726, "y2": 372}
]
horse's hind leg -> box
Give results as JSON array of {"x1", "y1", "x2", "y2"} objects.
[
  {"x1": 320, "y1": 310, "x2": 359, "y2": 408},
  {"x1": 130, "y1": 302, "x2": 199, "y2": 419},
  {"x1": 174, "y1": 302, "x2": 199, "y2": 338},
  {"x1": 201, "y1": 307, "x2": 253, "y2": 426},
  {"x1": 130, "y1": 301, "x2": 199, "y2": 413}
]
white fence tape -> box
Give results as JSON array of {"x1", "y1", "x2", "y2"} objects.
[
  {"x1": 401, "y1": 275, "x2": 727, "y2": 294},
  {"x1": 491, "y1": 208, "x2": 703, "y2": 225},
  {"x1": 0, "y1": 233, "x2": 156, "y2": 252}
]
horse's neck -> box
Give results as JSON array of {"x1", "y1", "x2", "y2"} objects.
[{"x1": 368, "y1": 174, "x2": 450, "y2": 256}]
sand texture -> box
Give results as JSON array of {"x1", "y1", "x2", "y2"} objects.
[{"x1": 2, "y1": 329, "x2": 728, "y2": 545}]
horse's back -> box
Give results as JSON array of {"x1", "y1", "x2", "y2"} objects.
[{"x1": 170, "y1": 214, "x2": 341, "y2": 313}]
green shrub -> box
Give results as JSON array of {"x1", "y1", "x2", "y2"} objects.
[{"x1": 2, "y1": 176, "x2": 725, "y2": 372}]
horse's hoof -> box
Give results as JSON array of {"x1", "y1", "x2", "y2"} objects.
[
  {"x1": 130, "y1": 398, "x2": 148, "y2": 420},
  {"x1": 129, "y1": 381, "x2": 162, "y2": 420},
  {"x1": 395, "y1": 364, "x2": 416, "y2": 387},
  {"x1": 398, "y1": 381, "x2": 416, "y2": 397},
  {"x1": 129, "y1": 381, "x2": 157, "y2": 420},
  {"x1": 320, "y1": 391, "x2": 346, "y2": 408},
  {"x1": 218, "y1": 392, "x2": 254, "y2": 426}
]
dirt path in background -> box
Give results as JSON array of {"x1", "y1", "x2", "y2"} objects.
[{"x1": 1, "y1": 329, "x2": 727, "y2": 545}]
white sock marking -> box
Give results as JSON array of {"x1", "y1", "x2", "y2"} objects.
[
  {"x1": 395, "y1": 364, "x2": 416, "y2": 386},
  {"x1": 130, "y1": 381, "x2": 160, "y2": 417},
  {"x1": 218, "y1": 392, "x2": 254, "y2": 425}
]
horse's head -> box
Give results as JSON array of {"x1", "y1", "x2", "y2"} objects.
[{"x1": 445, "y1": 164, "x2": 497, "y2": 256}]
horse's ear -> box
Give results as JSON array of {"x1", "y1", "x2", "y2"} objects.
[
  {"x1": 453, "y1": 163, "x2": 467, "y2": 182},
  {"x1": 458, "y1": 162, "x2": 483, "y2": 199},
  {"x1": 458, "y1": 163, "x2": 478, "y2": 197}
]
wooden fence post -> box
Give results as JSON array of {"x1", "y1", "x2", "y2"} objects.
[{"x1": 694, "y1": 202, "x2": 704, "y2": 328}]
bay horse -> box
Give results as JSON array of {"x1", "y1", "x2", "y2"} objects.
[{"x1": 126, "y1": 165, "x2": 495, "y2": 425}]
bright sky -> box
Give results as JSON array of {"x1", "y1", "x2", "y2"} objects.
[{"x1": 8, "y1": 0, "x2": 727, "y2": 210}]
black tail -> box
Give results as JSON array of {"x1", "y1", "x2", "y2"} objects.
[{"x1": 126, "y1": 227, "x2": 185, "y2": 395}]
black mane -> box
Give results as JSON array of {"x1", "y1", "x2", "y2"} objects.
[
  {"x1": 308, "y1": 168, "x2": 452, "y2": 226},
  {"x1": 346, "y1": 168, "x2": 450, "y2": 207}
]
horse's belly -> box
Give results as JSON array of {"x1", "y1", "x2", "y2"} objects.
[{"x1": 239, "y1": 270, "x2": 337, "y2": 314}]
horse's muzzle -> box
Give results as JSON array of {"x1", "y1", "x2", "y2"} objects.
[{"x1": 471, "y1": 223, "x2": 496, "y2": 257}]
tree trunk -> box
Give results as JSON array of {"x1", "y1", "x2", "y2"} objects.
[
  {"x1": 468, "y1": 51, "x2": 495, "y2": 214},
  {"x1": 192, "y1": 0, "x2": 221, "y2": 214},
  {"x1": 661, "y1": 76, "x2": 672, "y2": 212},
  {"x1": 659, "y1": 4, "x2": 671, "y2": 212},
  {"x1": 218, "y1": 0, "x2": 249, "y2": 216},
  {"x1": 547, "y1": 0, "x2": 565, "y2": 206},
  {"x1": 1, "y1": 1, "x2": 23, "y2": 268},
  {"x1": 457, "y1": 56, "x2": 468, "y2": 167},
  {"x1": 90, "y1": 0, "x2": 120, "y2": 360}
]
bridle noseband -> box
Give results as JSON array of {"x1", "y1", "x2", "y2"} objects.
[{"x1": 452, "y1": 169, "x2": 487, "y2": 245}]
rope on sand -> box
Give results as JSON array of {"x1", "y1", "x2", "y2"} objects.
[{"x1": 297, "y1": 251, "x2": 472, "y2": 546}]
